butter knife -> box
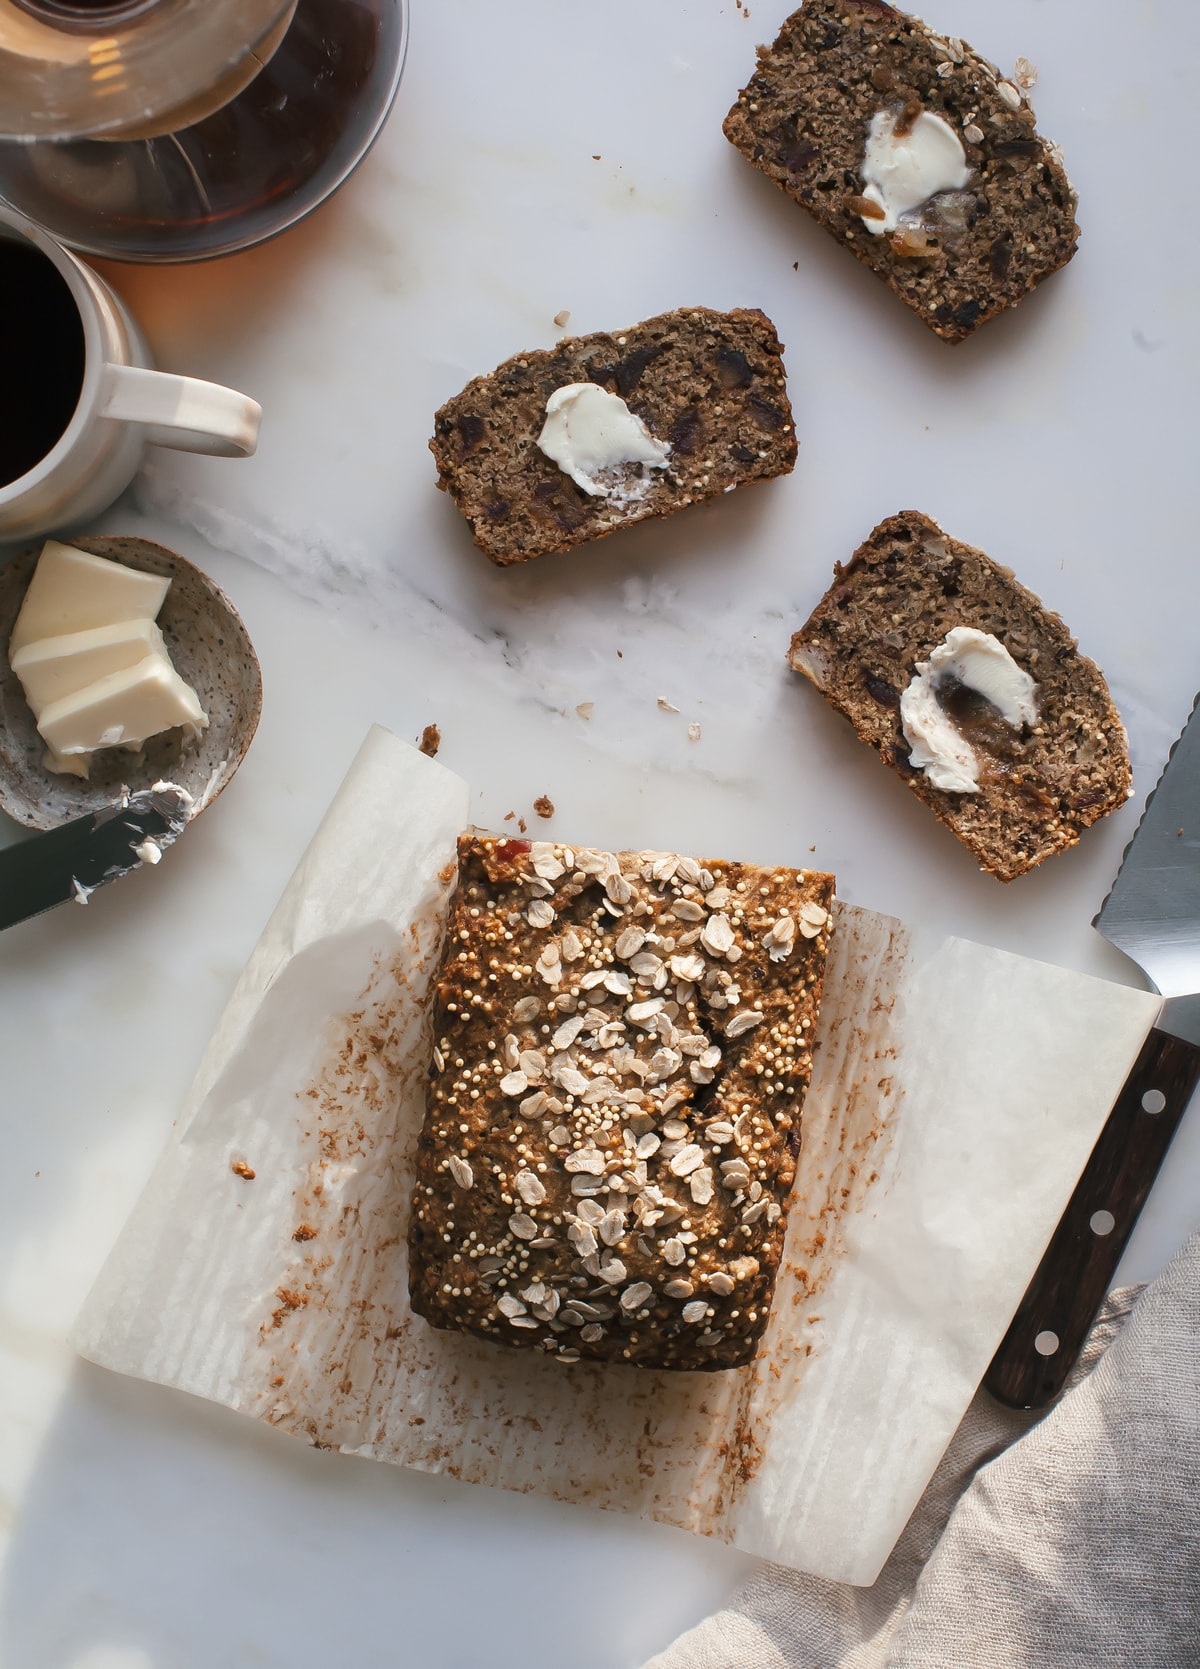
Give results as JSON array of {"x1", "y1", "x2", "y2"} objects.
[{"x1": 0, "y1": 784, "x2": 192, "y2": 932}]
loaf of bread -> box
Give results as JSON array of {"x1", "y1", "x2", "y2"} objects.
[
  {"x1": 723, "y1": 1, "x2": 1079, "y2": 343},
  {"x1": 408, "y1": 834, "x2": 834, "y2": 1370},
  {"x1": 788, "y1": 512, "x2": 1131, "y2": 881},
  {"x1": 430, "y1": 307, "x2": 796, "y2": 565}
]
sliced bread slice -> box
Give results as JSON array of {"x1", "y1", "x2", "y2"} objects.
[
  {"x1": 788, "y1": 512, "x2": 1131, "y2": 881},
  {"x1": 723, "y1": 1, "x2": 1079, "y2": 343},
  {"x1": 430, "y1": 306, "x2": 796, "y2": 565}
]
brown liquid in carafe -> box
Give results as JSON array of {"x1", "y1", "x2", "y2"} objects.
[
  {"x1": 0, "y1": 241, "x2": 85, "y2": 486},
  {"x1": 0, "y1": 0, "x2": 401, "y2": 262}
]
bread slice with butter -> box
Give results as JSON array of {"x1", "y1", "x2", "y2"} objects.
[
  {"x1": 430, "y1": 307, "x2": 797, "y2": 565},
  {"x1": 723, "y1": 1, "x2": 1079, "y2": 343},
  {"x1": 788, "y1": 512, "x2": 1131, "y2": 881}
]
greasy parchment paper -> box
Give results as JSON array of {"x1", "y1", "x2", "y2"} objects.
[{"x1": 73, "y1": 727, "x2": 1161, "y2": 1586}]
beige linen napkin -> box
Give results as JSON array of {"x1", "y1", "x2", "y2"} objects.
[{"x1": 646, "y1": 1229, "x2": 1200, "y2": 1669}]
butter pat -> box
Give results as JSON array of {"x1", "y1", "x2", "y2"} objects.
[
  {"x1": 859, "y1": 109, "x2": 970, "y2": 235},
  {"x1": 11, "y1": 619, "x2": 168, "y2": 717},
  {"x1": 537, "y1": 383, "x2": 670, "y2": 498},
  {"x1": 901, "y1": 628, "x2": 1038, "y2": 794},
  {"x1": 10, "y1": 541, "x2": 170, "y2": 653},
  {"x1": 38, "y1": 656, "x2": 208, "y2": 760}
]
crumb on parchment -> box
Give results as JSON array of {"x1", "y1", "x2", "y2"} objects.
[
  {"x1": 533, "y1": 796, "x2": 555, "y2": 820},
  {"x1": 419, "y1": 724, "x2": 441, "y2": 758}
]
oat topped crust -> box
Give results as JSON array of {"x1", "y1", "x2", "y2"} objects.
[{"x1": 408, "y1": 835, "x2": 835, "y2": 1370}]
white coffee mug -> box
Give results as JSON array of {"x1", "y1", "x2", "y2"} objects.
[{"x1": 0, "y1": 204, "x2": 261, "y2": 545}]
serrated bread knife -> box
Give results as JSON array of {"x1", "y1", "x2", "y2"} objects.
[
  {"x1": 0, "y1": 784, "x2": 192, "y2": 932},
  {"x1": 986, "y1": 694, "x2": 1200, "y2": 1409}
]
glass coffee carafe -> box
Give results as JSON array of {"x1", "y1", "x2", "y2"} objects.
[{"x1": 0, "y1": 0, "x2": 407, "y2": 261}]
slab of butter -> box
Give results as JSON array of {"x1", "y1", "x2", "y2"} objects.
[
  {"x1": 37, "y1": 655, "x2": 208, "y2": 759},
  {"x1": 9, "y1": 541, "x2": 170, "y2": 654},
  {"x1": 10, "y1": 618, "x2": 168, "y2": 718}
]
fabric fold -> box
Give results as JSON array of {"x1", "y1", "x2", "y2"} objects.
[{"x1": 644, "y1": 1236, "x2": 1200, "y2": 1668}]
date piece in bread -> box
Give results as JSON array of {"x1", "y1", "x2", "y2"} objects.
[
  {"x1": 408, "y1": 834, "x2": 834, "y2": 1371},
  {"x1": 430, "y1": 307, "x2": 796, "y2": 565},
  {"x1": 723, "y1": 1, "x2": 1079, "y2": 343},
  {"x1": 789, "y1": 512, "x2": 1131, "y2": 881}
]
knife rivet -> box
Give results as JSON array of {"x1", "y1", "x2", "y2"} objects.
[
  {"x1": 1034, "y1": 1330, "x2": 1060, "y2": 1356},
  {"x1": 1141, "y1": 1089, "x2": 1166, "y2": 1115},
  {"x1": 1089, "y1": 1210, "x2": 1115, "y2": 1236}
]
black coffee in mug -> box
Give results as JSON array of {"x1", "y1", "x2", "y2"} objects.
[{"x1": 0, "y1": 239, "x2": 86, "y2": 487}]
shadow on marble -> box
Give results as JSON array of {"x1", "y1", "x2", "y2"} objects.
[
  {"x1": 94, "y1": 179, "x2": 369, "y2": 372},
  {"x1": 0, "y1": 1359, "x2": 752, "y2": 1669}
]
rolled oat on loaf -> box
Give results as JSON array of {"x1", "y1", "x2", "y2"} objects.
[
  {"x1": 408, "y1": 834, "x2": 834, "y2": 1370},
  {"x1": 723, "y1": 1, "x2": 1079, "y2": 343},
  {"x1": 789, "y1": 511, "x2": 1131, "y2": 881},
  {"x1": 430, "y1": 307, "x2": 796, "y2": 565}
]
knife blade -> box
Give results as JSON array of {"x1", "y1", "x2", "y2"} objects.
[
  {"x1": 0, "y1": 783, "x2": 192, "y2": 932},
  {"x1": 985, "y1": 694, "x2": 1200, "y2": 1409}
]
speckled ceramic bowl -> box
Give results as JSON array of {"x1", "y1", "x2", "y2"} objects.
[{"x1": 0, "y1": 536, "x2": 262, "y2": 831}]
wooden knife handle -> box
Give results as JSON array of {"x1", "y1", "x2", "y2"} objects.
[{"x1": 985, "y1": 1025, "x2": 1200, "y2": 1410}]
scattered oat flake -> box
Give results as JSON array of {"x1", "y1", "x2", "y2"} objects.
[
  {"x1": 518, "y1": 817, "x2": 527, "y2": 833},
  {"x1": 657, "y1": 698, "x2": 680, "y2": 713},
  {"x1": 231, "y1": 1160, "x2": 256, "y2": 1180},
  {"x1": 418, "y1": 723, "x2": 441, "y2": 758},
  {"x1": 575, "y1": 701, "x2": 594, "y2": 719},
  {"x1": 533, "y1": 795, "x2": 555, "y2": 820},
  {"x1": 554, "y1": 310, "x2": 571, "y2": 329},
  {"x1": 687, "y1": 722, "x2": 701, "y2": 742},
  {"x1": 1014, "y1": 57, "x2": 1037, "y2": 90}
]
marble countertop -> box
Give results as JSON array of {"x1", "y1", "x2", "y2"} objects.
[{"x1": 2, "y1": 0, "x2": 1199, "y2": 1663}]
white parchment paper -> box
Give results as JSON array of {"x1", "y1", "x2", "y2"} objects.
[{"x1": 73, "y1": 726, "x2": 1161, "y2": 1586}]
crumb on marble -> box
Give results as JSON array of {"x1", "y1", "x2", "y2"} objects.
[{"x1": 232, "y1": 1160, "x2": 256, "y2": 1180}]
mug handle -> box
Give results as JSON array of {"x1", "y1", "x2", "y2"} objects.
[{"x1": 101, "y1": 364, "x2": 261, "y2": 458}]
